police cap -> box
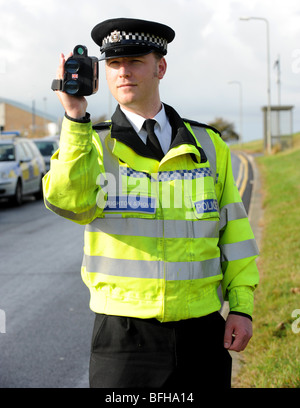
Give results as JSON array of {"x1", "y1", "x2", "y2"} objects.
[{"x1": 91, "y1": 18, "x2": 175, "y2": 60}]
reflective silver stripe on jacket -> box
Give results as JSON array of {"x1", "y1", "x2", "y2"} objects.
[
  {"x1": 82, "y1": 255, "x2": 221, "y2": 280},
  {"x1": 94, "y1": 129, "x2": 122, "y2": 193},
  {"x1": 190, "y1": 125, "x2": 217, "y2": 182},
  {"x1": 220, "y1": 239, "x2": 259, "y2": 262},
  {"x1": 86, "y1": 218, "x2": 219, "y2": 238},
  {"x1": 219, "y1": 202, "x2": 248, "y2": 230},
  {"x1": 45, "y1": 198, "x2": 97, "y2": 221}
]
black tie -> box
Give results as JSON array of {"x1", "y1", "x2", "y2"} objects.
[{"x1": 143, "y1": 119, "x2": 164, "y2": 160}]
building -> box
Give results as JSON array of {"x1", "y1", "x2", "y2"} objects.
[
  {"x1": 262, "y1": 105, "x2": 294, "y2": 151},
  {"x1": 0, "y1": 97, "x2": 57, "y2": 137}
]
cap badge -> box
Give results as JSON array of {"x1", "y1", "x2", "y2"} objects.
[{"x1": 110, "y1": 30, "x2": 121, "y2": 43}]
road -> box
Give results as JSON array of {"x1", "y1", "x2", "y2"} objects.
[
  {"x1": 0, "y1": 152, "x2": 253, "y2": 388},
  {"x1": 0, "y1": 197, "x2": 93, "y2": 388},
  {"x1": 231, "y1": 151, "x2": 254, "y2": 213}
]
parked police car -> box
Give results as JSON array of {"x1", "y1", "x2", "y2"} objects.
[
  {"x1": 33, "y1": 136, "x2": 59, "y2": 172},
  {"x1": 0, "y1": 132, "x2": 46, "y2": 205}
]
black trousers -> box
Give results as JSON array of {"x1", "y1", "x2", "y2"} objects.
[{"x1": 89, "y1": 311, "x2": 232, "y2": 389}]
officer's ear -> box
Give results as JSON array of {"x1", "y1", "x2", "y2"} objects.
[{"x1": 157, "y1": 57, "x2": 167, "y2": 80}]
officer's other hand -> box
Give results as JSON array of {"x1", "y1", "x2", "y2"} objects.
[
  {"x1": 55, "y1": 52, "x2": 88, "y2": 120},
  {"x1": 223, "y1": 314, "x2": 253, "y2": 352}
]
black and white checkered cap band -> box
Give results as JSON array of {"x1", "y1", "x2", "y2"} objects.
[{"x1": 101, "y1": 30, "x2": 168, "y2": 53}]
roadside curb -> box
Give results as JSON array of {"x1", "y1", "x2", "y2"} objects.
[
  {"x1": 247, "y1": 153, "x2": 264, "y2": 250},
  {"x1": 221, "y1": 151, "x2": 264, "y2": 387}
]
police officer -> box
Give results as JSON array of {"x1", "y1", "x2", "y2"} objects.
[{"x1": 45, "y1": 18, "x2": 259, "y2": 388}]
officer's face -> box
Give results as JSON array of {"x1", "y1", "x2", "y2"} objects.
[{"x1": 105, "y1": 53, "x2": 167, "y2": 113}]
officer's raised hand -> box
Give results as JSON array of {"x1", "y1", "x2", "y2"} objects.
[{"x1": 55, "y1": 52, "x2": 88, "y2": 119}]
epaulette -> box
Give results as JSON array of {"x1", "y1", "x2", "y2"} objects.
[
  {"x1": 183, "y1": 118, "x2": 222, "y2": 138},
  {"x1": 92, "y1": 121, "x2": 112, "y2": 131}
]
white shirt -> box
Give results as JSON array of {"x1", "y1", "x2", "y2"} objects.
[{"x1": 120, "y1": 104, "x2": 172, "y2": 155}]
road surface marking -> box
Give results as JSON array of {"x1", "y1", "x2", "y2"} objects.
[{"x1": 236, "y1": 153, "x2": 249, "y2": 198}]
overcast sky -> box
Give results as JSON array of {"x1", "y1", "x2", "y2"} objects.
[{"x1": 1, "y1": 0, "x2": 300, "y2": 142}]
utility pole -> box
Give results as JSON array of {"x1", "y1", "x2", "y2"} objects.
[
  {"x1": 274, "y1": 55, "x2": 281, "y2": 106},
  {"x1": 240, "y1": 17, "x2": 272, "y2": 154},
  {"x1": 274, "y1": 55, "x2": 281, "y2": 143}
]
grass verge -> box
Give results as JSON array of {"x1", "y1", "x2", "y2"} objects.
[{"x1": 232, "y1": 133, "x2": 300, "y2": 388}]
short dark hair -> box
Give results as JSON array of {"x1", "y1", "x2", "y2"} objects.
[{"x1": 153, "y1": 51, "x2": 165, "y2": 61}]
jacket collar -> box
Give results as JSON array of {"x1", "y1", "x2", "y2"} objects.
[
  {"x1": 110, "y1": 104, "x2": 206, "y2": 163},
  {"x1": 111, "y1": 105, "x2": 154, "y2": 158}
]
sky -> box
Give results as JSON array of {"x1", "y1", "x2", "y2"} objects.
[{"x1": 1, "y1": 0, "x2": 300, "y2": 142}]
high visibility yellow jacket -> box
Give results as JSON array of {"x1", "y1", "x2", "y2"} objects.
[{"x1": 43, "y1": 104, "x2": 259, "y2": 322}]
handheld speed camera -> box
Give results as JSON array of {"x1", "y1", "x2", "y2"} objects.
[{"x1": 51, "y1": 45, "x2": 99, "y2": 96}]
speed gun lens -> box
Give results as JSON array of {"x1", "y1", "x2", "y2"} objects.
[
  {"x1": 64, "y1": 80, "x2": 80, "y2": 95},
  {"x1": 65, "y1": 59, "x2": 80, "y2": 73}
]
